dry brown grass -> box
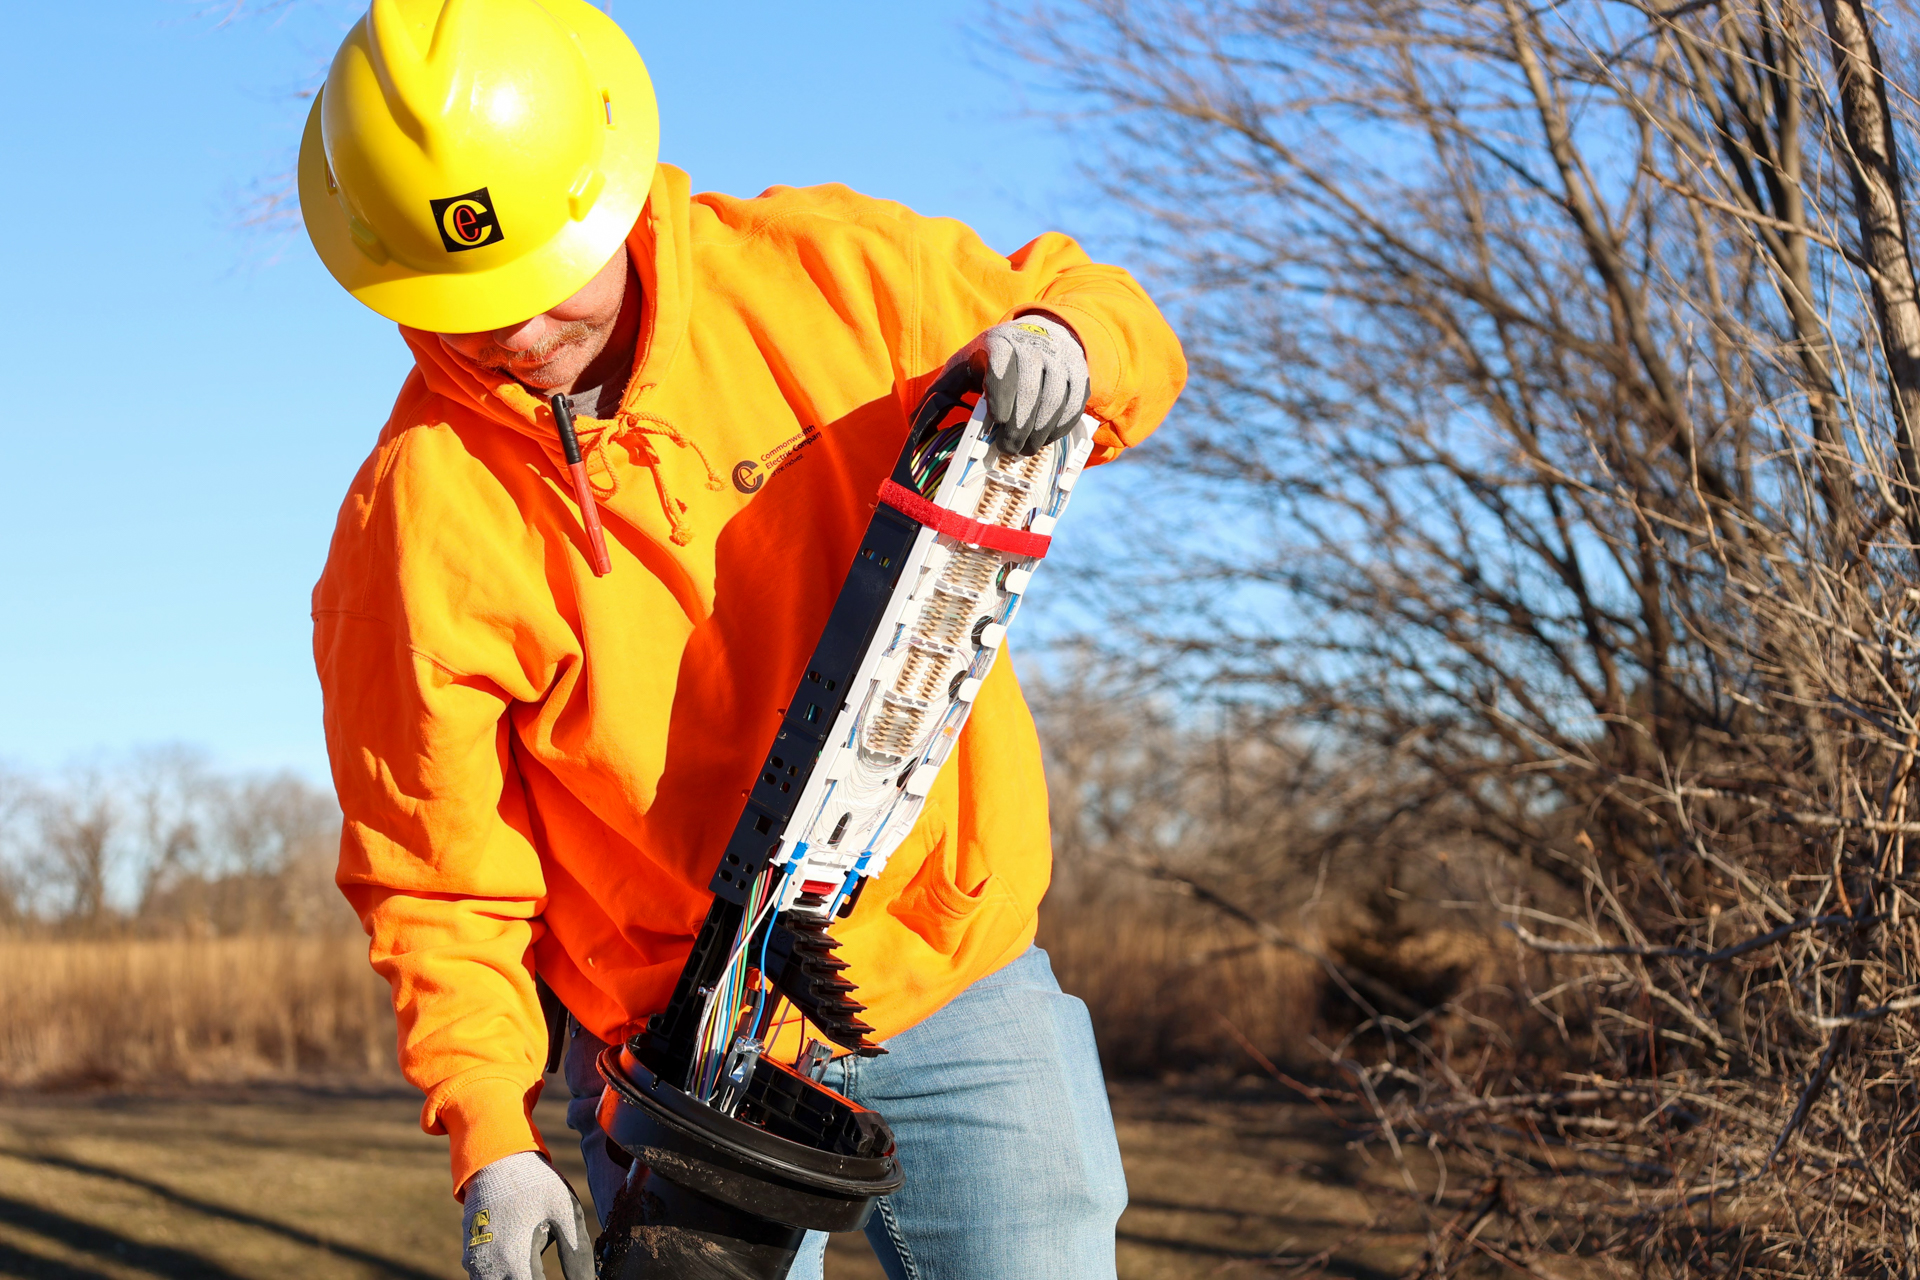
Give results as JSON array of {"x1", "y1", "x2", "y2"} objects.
[
  {"x1": 1042, "y1": 896, "x2": 1326, "y2": 1077},
  {"x1": 0, "y1": 934, "x2": 395, "y2": 1087},
  {"x1": 0, "y1": 1082, "x2": 1423, "y2": 1280},
  {"x1": 0, "y1": 899, "x2": 1321, "y2": 1090}
]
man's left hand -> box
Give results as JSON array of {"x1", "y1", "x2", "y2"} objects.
[
  {"x1": 958, "y1": 315, "x2": 1090, "y2": 456},
  {"x1": 460, "y1": 1152, "x2": 592, "y2": 1280}
]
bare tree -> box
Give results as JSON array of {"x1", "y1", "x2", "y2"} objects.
[
  {"x1": 34, "y1": 769, "x2": 120, "y2": 929},
  {"x1": 0, "y1": 767, "x2": 38, "y2": 927},
  {"x1": 135, "y1": 762, "x2": 344, "y2": 936},
  {"x1": 1009, "y1": 0, "x2": 1920, "y2": 1269},
  {"x1": 126, "y1": 745, "x2": 211, "y2": 911},
  {"x1": 2, "y1": 752, "x2": 344, "y2": 937}
]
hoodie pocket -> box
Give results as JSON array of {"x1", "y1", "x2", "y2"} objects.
[{"x1": 886, "y1": 810, "x2": 1016, "y2": 958}]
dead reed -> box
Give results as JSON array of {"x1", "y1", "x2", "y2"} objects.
[
  {"x1": 0, "y1": 899, "x2": 1313, "y2": 1090},
  {"x1": 1041, "y1": 896, "x2": 1323, "y2": 1076},
  {"x1": 0, "y1": 934, "x2": 395, "y2": 1087}
]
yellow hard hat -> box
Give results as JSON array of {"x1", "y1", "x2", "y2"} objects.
[{"x1": 298, "y1": 0, "x2": 658, "y2": 333}]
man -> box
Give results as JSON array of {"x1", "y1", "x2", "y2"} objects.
[{"x1": 301, "y1": 1, "x2": 1185, "y2": 1277}]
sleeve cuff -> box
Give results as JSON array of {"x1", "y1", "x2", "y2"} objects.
[{"x1": 433, "y1": 1073, "x2": 548, "y2": 1199}]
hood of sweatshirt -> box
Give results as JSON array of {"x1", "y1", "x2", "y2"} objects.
[{"x1": 400, "y1": 164, "x2": 722, "y2": 598}]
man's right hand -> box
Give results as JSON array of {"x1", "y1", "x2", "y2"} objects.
[{"x1": 461, "y1": 1151, "x2": 594, "y2": 1280}]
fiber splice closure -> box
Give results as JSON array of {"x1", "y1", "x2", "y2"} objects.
[{"x1": 593, "y1": 367, "x2": 1097, "y2": 1278}]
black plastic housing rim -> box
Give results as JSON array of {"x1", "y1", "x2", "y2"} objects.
[{"x1": 598, "y1": 1047, "x2": 903, "y2": 1230}]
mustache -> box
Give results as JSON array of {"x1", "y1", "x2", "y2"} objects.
[{"x1": 472, "y1": 321, "x2": 598, "y2": 371}]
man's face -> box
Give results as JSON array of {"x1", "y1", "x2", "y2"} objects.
[{"x1": 437, "y1": 246, "x2": 631, "y2": 393}]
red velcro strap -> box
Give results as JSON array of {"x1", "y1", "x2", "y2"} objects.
[{"x1": 877, "y1": 479, "x2": 1052, "y2": 558}]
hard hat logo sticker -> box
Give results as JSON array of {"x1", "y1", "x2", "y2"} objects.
[{"x1": 430, "y1": 187, "x2": 504, "y2": 253}]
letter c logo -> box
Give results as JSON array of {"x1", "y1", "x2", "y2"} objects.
[
  {"x1": 429, "y1": 187, "x2": 503, "y2": 253},
  {"x1": 441, "y1": 199, "x2": 490, "y2": 245}
]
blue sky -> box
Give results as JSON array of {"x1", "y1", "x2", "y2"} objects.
[{"x1": 0, "y1": 1, "x2": 1105, "y2": 780}]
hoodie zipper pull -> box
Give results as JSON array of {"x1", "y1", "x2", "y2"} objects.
[{"x1": 551, "y1": 394, "x2": 614, "y2": 577}]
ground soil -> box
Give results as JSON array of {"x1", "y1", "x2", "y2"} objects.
[{"x1": 0, "y1": 1079, "x2": 1429, "y2": 1279}]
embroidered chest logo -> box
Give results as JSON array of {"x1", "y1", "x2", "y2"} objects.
[
  {"x1": 431, "y1": 187, "x2": 504, "y2": 252},
  {"x1": 732, "y1": 423, "x2": 822, "y2": 494}
]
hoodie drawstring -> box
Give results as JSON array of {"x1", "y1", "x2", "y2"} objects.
[
  {"x1": 544, "y1": 402, "x2": 726, "y2": 556},
  {"x1": 608, "y1": 409, "x2": 724, "y2": 547}
]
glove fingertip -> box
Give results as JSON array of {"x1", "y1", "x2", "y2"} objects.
[
  {"x1": 987, "y1": 334, "x2": 1016, "y2": 380},
  {"x1": 527, "y1": 1224, "x2": 552, "y2": 1280},
  {"x1": 1017, "y1": 389, "x2": 1043, "y2": 444},
  {"x1": 1060, "y1": 397, "x2": 1083, "y2": 438},
  {"x1": 558, "y1": 1218, "x2": 596, "y2": 1280},
  {"x1": 983, "y1": 372, "x2": 1014, "y2": 429}
]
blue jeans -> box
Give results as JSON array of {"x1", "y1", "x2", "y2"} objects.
[{"x1": 564, "y1": 945, "x2": 1127, "y2": 1279}]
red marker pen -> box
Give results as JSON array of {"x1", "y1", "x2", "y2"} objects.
[{"x1": 550, "y1": 394, "x2": 613, "y2": 577}]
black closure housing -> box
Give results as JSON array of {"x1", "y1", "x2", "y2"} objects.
[{"x1": 595, "y1": 1047, "x2": 903, "y2": 1279}]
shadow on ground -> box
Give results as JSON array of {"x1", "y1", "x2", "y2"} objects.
[{"x1": 0, "y1": 1080, "x2": 1425, "y2": 1279}]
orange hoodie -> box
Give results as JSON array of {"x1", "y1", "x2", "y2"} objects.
[{"x1": 312, "y1": 164, "x2": 1185, "y2": 1194}]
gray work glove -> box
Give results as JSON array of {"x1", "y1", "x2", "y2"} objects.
[
  {"x1": 957, "y1": 313, "x2": 1090, "y2": 455},
  {"x1": 461, "y1": 1151, "x2": 593, "y2": 1280}
]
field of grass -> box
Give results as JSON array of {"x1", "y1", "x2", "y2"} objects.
[
  {"x1": 0, "y1": 1080, "x2": 1430, "y2": 1280},
  {"x1": 0, "y1": 937, "x2": 393, "y2": 1088},
  {"x1": 0, "y1": 916, "x2": 1356, "y2": 1276},
  {"x1": 0, "y1": 904, "x2": 1317, "y2": 1089}
]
